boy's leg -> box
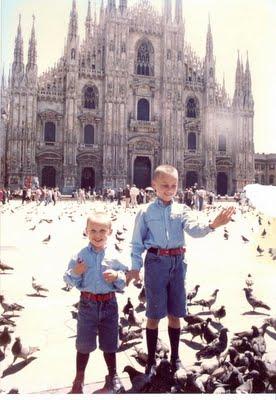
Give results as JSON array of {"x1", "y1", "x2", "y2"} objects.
[
  {"x1": 168, "y1": 316, "x2": 182, "y2": 372},
  {"x1": 145, "y1": 319, "x2": 159, "y2": 374},
  {"x1": 70, "y1": 351, "x2": 90, "y2": 393}
]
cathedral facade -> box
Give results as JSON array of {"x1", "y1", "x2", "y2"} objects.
[{"x1": 2, "y1": 0, "x2": 255, "y2": 194}]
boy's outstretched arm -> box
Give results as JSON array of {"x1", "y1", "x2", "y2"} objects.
[{"x1": 209, "y1": 206, "x2": 236, "y2": 229}]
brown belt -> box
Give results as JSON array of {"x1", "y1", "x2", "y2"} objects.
[
  {"x1": 148, "y1": 247, "x2": 186, "y2": 256},
  {"x1": 81, "y1": 291, "x2": 115, "y2": 302}
]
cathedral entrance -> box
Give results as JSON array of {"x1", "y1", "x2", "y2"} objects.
[
  {"x1": 186, "y1": 171, "x2": 198, "y2": 188},
  {"x1": 81, "y1": 167, "x2": 95, "y2": 190},
  {"x1": 133, "y1": 156, "x2": 151, "y2": 188},
  {"x1": 41, "y1": 166, "x2": 56, "y2": 188},
  {"x1": 217, "y1": 172, "x2": 228, "y2": 195}
]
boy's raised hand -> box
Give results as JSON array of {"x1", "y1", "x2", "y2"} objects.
[
  {"x1": 209, "y1": 206, "x2": 236, "y2": 229},
  {"x1": 103, "y1": 269, "x2": 118, "y2": 283},
  {"x1": 73, "y1": 258, "x2": 87, "y2": 275},
  {"x1": 126, "y1": 270, "x2": 140, "y2": 286}
]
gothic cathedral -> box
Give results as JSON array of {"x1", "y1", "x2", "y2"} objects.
[{"x1": 3, "y1": 0, "x2": 255, "y2": 194}]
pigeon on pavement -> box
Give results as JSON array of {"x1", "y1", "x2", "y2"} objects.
[
  {"x1": 187, "y1": 285, "x2": 200, "y2": 303},
  {"x1": 0, "y1": 326, "x2": 12, "y2": 354},
  {"x1": 196, "y1": 328, "x2": 228, "y2": 360},
  {"x1": 32, "y1": 277, "x2": 49, "y2": 296},
  {"x1": 243, "y1": 288, "x2": 271, "y2": 312},
  {"x1": 11, "y1": 337, "x2": 40, "y2": 365}
]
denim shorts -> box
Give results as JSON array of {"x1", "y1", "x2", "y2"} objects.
[
  {"x1": 144, "y1": 252, "x2": 187, "y2": 319},
  {"x1": 76, "y1": 296, "x2": 119, "y2": 354}
]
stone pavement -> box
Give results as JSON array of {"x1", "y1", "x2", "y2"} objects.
[{"x1": 0, "y1": 199, "x2": 275, "y2": 394}]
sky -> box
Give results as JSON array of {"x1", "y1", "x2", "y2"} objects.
[{"x1": 1, "y1": 0, "x2": 276, "y2": 154}]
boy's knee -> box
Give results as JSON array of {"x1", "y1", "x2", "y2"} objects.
[
  {"x1": 168, "y1": 315, "x2": 181, "y2": 328},
  {"x1": 146, "y1": 318, "x2": 159, "y2": 329}
]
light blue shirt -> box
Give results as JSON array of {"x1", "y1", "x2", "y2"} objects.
[
  {"x1": 64, "y1": 243, "x2": 128, "y2": 293},
  {"x1": 131, "y1": 198, "x2": 214, "y2": 271}
]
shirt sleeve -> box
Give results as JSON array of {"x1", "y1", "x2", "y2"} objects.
[
  {"x1": 130, "y1": 209, "x2": 147, "y2": 271},
  {"x1": 182, "y1": 206, "x2": 214, "y2": 238},
  {"x1": 112, "y1": 270, "x2": 126, "y2": 291},
  {"x1": 63, "y1": 254, "x2": 84, "y2": 289}
]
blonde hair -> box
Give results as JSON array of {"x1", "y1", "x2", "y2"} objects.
[
  {"x1": 86, "y1": 212, "x2": 112, "y2": 229},
  {"x1": 153, "y1": 164, "x2": 178, "y2": 180}
]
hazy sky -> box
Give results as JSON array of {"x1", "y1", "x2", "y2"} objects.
[{"x1": 1, "y1": 0, "x2": 276, "y2": 154}]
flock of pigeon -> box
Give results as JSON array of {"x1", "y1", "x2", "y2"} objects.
[{"x1": 0, "y1": 199, "x2": 275, "y2": 393}]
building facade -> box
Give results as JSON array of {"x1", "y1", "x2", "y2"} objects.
[
  {"x1": 254, "y1": 154, "x2": 276, "y2": 186},
  {"x1": 1, "y1": 0, "x2": 256, "y2": 194}
]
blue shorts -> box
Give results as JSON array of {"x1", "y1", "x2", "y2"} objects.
[
  {"x1": 76, "y1": 296, "x2": 119, "y2": 354},
  {"x1": 144, "y1": 252, "x2": 187, "y2": 319}
]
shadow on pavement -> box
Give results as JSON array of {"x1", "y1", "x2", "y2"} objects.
[
  {"x1": 26, "y1": 293, "x2": 47, "y2": 298},
  {"x1": 1, "y1": 357, "x2": 37, "y2": 378},
  {"x1": 118, "y1": 341, "x2": 142, "y2": 352},
  {"x1": 180, "y1": 338, "x2": 204, "y2": 350},
  {"x1": 242, "y1": 311, "x2": 270, "y2": 316}
]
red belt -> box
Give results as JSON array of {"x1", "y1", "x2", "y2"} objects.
[
  {"x1": 148, "y1": 247, "x2": 186, "y2": 256},
  {"x1": 81, "y1": 291, "x2": 115, "y2": 302}
]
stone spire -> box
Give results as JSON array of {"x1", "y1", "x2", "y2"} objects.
[
  {"x1": 67, "y1": 0, "x2": 78, "y2": 41},
  {"x1": 12, "y1": 14, "x2": 24, "y2": 77},
  {"x1": 205, "y1": 15, "x2": 213, "y2": 60},
  {"x1": 243, "y1": 52, "x2": 254, "y2": 109},
  {"x1": 233, "y1": 51, "x2": 243, "y2": 107},
  {"x1": 175, "y1": 0, "x2": 183, "y2": 24},
  {"x1": 119, "y1": 0, "x2": 127, "y2": 14},
  {"x1": 26, "y1": 15, "x2": 37, "y2": 71},
  {"x1": 164, "y1": 0, "x2": 172, "y2": 22},
  {"x1": 85, "y1": 0, "x2": 92, "y2": 39}
]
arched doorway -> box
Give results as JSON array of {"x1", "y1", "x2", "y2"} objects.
[
  {"x1": 133, "y1": 157, "x2": 151, "y2": 188},
  {"x1": 217, "y1": 172, "x2": 228, "y2": 195},
  {"x1": 81, "y1": 167, "x2": 95, "y2": 190},
  {"x1": 41, "y1": 166, "x2": 56, "y2": 188},
  {"x1": 186, "y1": 171, "x2": 198, "y2": 188}
]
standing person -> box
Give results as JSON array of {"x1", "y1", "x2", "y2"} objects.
[
  {"x1": 64, "y1": 212, "x2": 127, "y2": 394},
  {"x1": 130, "y1": 184, "x2": 139, "y2": 207},
  {"x1": 197, "y1": 186, "x2": 206, "y2": 211},
  {"x1": 127, "y1": 165, "x2": 235, "y2": 375},
  {"x1": 22, "y1": 187, "x2": 27, "y2": 204},
  {"x1": 123, "y1": 184, "x2": 131, "y2": 209}
]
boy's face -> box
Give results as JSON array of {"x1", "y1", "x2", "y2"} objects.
[
  {"x1": 86, "y1": 220, "x2": 112, "y2": 250},
  {"x1": 152, "y1": 172, "x2": 178, "y2": 203}
]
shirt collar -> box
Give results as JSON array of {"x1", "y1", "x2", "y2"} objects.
[
  {"x1": 156, "y1": 197, "x2": 174, "y2": 208},
  {"x1": 88, "y1": 242, "x2": 106, "y2": 254}
]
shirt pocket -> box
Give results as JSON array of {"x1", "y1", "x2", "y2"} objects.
[
  {"x1": 145, "y1": 217, "x2": 162, "y2": 237},
  {"x1": 169, "y1": 214, "x2": 183, "y2": 235}
]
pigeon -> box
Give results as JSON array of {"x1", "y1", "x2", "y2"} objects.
[
  {"x1": 115, "y1": 242, "x2": 124, "y2": 252},
  {"x1": 261, "y1": 229, "x2": 266, "y2": 237},
  {"x1": 264, "y1": 317, "x2": 276, "y2": 331},
  {"x1": 122, "y1": 298, "x2": 134, "y2": 317},
  {"x1": 227, "y1": 347, "x2": 250, "y2": 368},
  {"x1": 0, "y1": 262, "x2": 14, "y2": 272},
  {"x1": 138, "y1": 286, "x2": 146, "y2": 306},
  {"x1": 32, "y1": 277, "x2": 49, "y2": 296},
  {"x1": 155, "y1": 338, "x2": 169, "y2": 359},
  {"x1": 243, "y1": 288, "x2": 271, "y2": 312},
  {"x1": 241, "y1": 235, "x2": 249, "y2": 243},
  {"x1": 212, "y1": 306, "x2": 226, "y2": 322},
  {"x1": 196, "y1": 328, "x2": 228, "y2": 360},
  {"x1": 0, "y1": 315, "x2": 16, "y2": 327},
  {"x1": 42, "y1": 234, "x2": 51, "y2": 243},
  {"x1": 187, "y1": 285, "x2": 200, "y2": 303},
  {"x1": 245, "y1": 274, "x2": 254, "y2": 288},
  {"x1": 223, "y1": 232, "x2": 229, "y2": 240},
  {"x1": 194, "y1": 289, "x2": 219, "y2": 310},
  {"x1": 256, "y1": 245, "x2": 264, "y2": 256},
  {"x1": 132, "y1": 346, "x2": 148, "y2": 364},
  {"x1": 251, "y1": 333, "x2": 267, "y2": 358},
  {"x1": 115, "y1": 233, "x2": 125, "y2": 241},
  {"x1": 123, "y1": 365, "x2": 151, "y2": 393},
  {"x1": 201, "y1": 318, "x2": 218, "y2": 344},
  {"x1": 29, "y1": 225, "x2": 36, "y2": 231},
  {"x1": 181, "y1": 322, "x2": 203, "y2": 341},
  {"x1": 0, "y1": 295, "x2": 24, "y2": 315},
  {"x1": 11, "y1": 337, "x2": 40, "y2": 365},
  {"x1": 0, "y1": 327, "x2": 12, "y2": 354},
  {"x1": 231, "y1": 337, "x2": 253, "y2": 353},
  {"x1": 268, "y1": 247, "x2": 276, "y2": 260},
  {"x1": 234, "y1": 325, "x2": 260, "y2": 340},
  {"x1": 183, "y1": 314, "x2": 204, "y2": 326},
  {"x1": 119, "y1": 325, "x2": 143, "y2": 344},
  {"x1": 128, "y1": 308, "x2": 145, "y2": 329}
]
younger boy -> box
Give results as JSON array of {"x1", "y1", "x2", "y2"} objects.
[
  {"x1": 127, "y1": 165, "x2": 235, "y2": 375},
  {"x1": 64, "y1": 212, "x2": 127, "y2": 394}
]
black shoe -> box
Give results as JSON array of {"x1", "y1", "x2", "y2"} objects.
[
  {"x1": 104, "y1": 374, "x2": 125, "y2": 394},
  {"x1": 171, "y1": 358, "x2": 184, "y2": 373}
]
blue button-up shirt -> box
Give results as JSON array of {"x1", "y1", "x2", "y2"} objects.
[
  {"x1": 64, "y1": 243, "x2": 128, "y2": 293},
  {"x1": 131, "y1": 198, "x2": 213, "y2": 270}
]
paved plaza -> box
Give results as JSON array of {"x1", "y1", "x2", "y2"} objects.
[{"x1": 0, "y1": 199, "x2": 275, "y2": 394}]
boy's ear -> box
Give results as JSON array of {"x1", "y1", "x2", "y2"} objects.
[
  {"x1": 152, "y1": 180, "x2": 156, "y2": 190},
  {"x1": 109, "y1": 227, "x2": 113, "y2": 235}
]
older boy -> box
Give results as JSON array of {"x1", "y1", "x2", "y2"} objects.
[
  {"x1": 64, "y1": 212, "x2": 127, "y2": 394},
  {"x1": 127, "y1": 165, "x2": 234, "y2": 375}
]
